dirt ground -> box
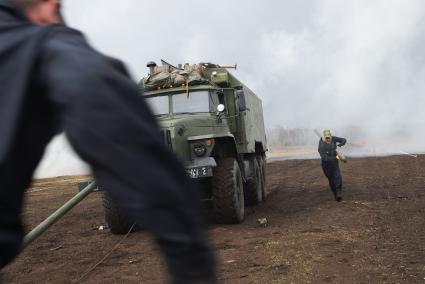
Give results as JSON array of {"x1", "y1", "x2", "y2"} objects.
[{"x1": 3, "y1": 155, "x2": 425, "y2": 283}]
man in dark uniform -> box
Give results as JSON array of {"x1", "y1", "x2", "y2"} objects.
[
  {"x1": 0, "y1": 0, "x2": 216, "y2": 282},
  {"x1": 318, "y1": 129, "x2": 347, "y2": 202}
]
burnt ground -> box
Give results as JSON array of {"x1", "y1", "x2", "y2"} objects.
[{"x1": 3, "y1": 155, "x2": 425, "y2": 283}]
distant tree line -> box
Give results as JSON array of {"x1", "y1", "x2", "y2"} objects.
[
  {"x1": 267, "y1": 127, "x2": 317, "y2": 149},
  {"x1": 267, "y1": 125, "x2": 367, "y2": 150}
]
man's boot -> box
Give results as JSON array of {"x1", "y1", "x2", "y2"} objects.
[{"x1": 335, "y1": 191, "x2": 342, "y2": 202}]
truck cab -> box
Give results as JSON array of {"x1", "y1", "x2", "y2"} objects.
[{"x1": 100, "y1": 62, "x2": 268, "y2": 234}]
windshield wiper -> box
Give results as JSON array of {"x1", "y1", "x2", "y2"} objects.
[{"x1": 174, "y1": 112, "x2": 210, "y2": 115}]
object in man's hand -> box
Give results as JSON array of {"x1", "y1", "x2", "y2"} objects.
[{"x1": 336, "y1": 151, "x2": 347, "y2": 163}]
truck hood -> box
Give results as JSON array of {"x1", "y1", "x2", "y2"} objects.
[{"x1": 157, "y1": 113, "x2": 231, "y2": 139}]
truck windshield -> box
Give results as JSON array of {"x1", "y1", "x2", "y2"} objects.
[
  {"x1": 146, "y1": 95, "x2": 169, "y2": 115},
  {"x1": 172, "y1": 91, "x2": 214, "y2": 114}
]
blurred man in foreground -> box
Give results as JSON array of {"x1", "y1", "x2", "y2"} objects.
[
  {"x1": 0, "y1": 0, "x2": 216, "y2": 282},
  {"x1": 318, "y1": 130, "x2": 347, "y2": 202}
]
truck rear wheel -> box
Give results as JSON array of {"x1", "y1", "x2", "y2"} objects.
[
  {"x1": 102, "y1": 192, "x2": 137, "y2": 235},
  {"x1": 244, "y1": 157, "x2": 263, "y2": 206},
  {"x1": 212, "y1": 158, "x2": 245, "y2": 224}
]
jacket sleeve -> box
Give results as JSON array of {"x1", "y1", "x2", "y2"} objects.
[
  {"x1": 333, "y1": 137, "x2": 347, "y2": 147},
  {"x1": 318, "y1": 139, "x2": 326, "y2": 159},
  {"x1": 39, "y1": 26, "x2": 215, "y2": 282}
]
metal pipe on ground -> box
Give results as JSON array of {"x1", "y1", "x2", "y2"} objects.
[{"x1": 21, "y1": 181, "x2": 97, "y2": 251}]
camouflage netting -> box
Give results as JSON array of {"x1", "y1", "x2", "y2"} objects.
[{"x1": 142, "y1": 64, "x2": 211, "y2": 91}]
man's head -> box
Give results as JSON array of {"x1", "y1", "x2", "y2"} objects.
[
  {"x1": 12, "y1": 0, "x2": 63, "y2": 25},
  {"x1": 323, "y1": 129, "x2": 332, "y2": 144}
]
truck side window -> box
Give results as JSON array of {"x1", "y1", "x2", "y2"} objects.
[{"x1": 236, "y1": 90, "x2": 247, "y2": 111}]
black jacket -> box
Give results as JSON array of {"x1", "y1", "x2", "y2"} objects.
[
  {"x1": 0, "y1": 1, "x2": 215, "y2": 281},
  {"x1": 318, "y1": 136, "x2": 347, "y2": 162}
]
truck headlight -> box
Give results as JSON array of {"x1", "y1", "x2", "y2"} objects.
[{"x1": 193, "y1": 143, "x2": 207, "y2": 157}]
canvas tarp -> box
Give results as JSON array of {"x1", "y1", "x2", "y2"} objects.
[{"x1": 142, "y1": 64, "x2": 210, "y2": 91}]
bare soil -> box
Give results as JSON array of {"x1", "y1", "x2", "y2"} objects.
[{"x1": 3, "y1": 155, "x2": 425, "y2": 283}]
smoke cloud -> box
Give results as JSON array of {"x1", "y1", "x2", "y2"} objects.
[{"x1": 35, "y1": 0, "x2": 425, "y2": 177}]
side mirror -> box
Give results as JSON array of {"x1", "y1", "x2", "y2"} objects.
[
  {"x1": 235, "y1": 90, "x2": 247, "y2": 111},
  {"x1": 217, "y1": 104, "x2": 225, "y2": 113}
]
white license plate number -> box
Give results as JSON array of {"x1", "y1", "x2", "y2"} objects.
[{"x1": 187, "y1": 167, "x2": 210, "y2": 178}]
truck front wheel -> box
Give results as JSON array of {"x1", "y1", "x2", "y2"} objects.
[
  {"x1": 102, "y1": 192, "x2": 138, "y2": 235},
  {"x1": 212, "y1": 158, "x2": 245, "y2": 224}
]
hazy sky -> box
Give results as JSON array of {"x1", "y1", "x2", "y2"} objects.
[
  {"x1": 35, "y1": 0, "x2": 425, "y2": 177},
  {"x1": 63, "y1": 0, "x2": 425, "y2": 128}
]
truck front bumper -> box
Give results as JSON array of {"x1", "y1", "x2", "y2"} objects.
[{"x1": 185, "y1": 157, "x2": 217, "y2": 179}]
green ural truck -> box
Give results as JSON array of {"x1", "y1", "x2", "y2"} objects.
[{"x1": 102, "y1": 61, "x2": 268, "y2": 234}]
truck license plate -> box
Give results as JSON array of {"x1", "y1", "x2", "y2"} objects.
[{"x1": 187, "y1": 167, "x2": 211, "y2": 178}]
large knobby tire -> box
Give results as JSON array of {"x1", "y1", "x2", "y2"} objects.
[
  {"x1": 257, "y1": 155, "x2": 268, "y2": 200},
  {"x1": 212, "y1": 158, "x2": 245, "y2": 224},
  {"x1": 244, "y1": 157, "x2": 263, "y2": 206},
  {"x1": 102, "y1": 192, "x2": 137, "y2": 235}
]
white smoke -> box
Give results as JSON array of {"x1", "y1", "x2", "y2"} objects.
[
  {"x1": 34, "y1": 134, "x2": 89, "y2": 178},
  {"x1": 257, "y1": 0, "x2": 425, "y2": 154}
]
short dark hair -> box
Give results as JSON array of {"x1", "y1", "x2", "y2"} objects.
[{"x1": 12, "y1": 0, "x2": 43, "y2": 9}]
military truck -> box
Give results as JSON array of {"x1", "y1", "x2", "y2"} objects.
[{"x1": 102, "y1": 61, "x2": 268, "y2": 234}]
